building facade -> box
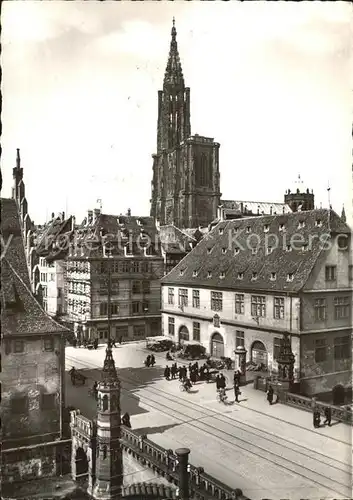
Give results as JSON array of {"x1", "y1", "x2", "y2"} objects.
[
  {"x1": 161, "y1": 209, "x2": 352, "y2": 401},
  {"x1": 150, "y1": 20, "x2": 221, "y2": 228},
  {"x1": 1, "y1": 198, "x2": 69, "y2": 484},
  {"x1": 66, "y1": 211, "x2": 164, "y2": 342}
]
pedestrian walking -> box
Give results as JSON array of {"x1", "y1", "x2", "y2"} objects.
[
  {"x1": 219, "y1": 374, "x2": 226, "y2": 390},
  {"x1": 190, "y1": 370, "x2": 197, "y2": 385},
  {"x1": 164, "y1": 365, "x2": 171, "y2": 381},
  {"x1": 171, "y1": 363, "x2": 178, "y2": 379},
  {"x1": 323, "y1": 406, "x2": 332, "y2": 426},
  {"x1": 150, "y1": 354, "x2": 156, "y2": 367},
  {"x1": 111, "y1": 338, "x2": 117, "y2": 348},
  {"x1": 267, "y1": 386, "x2": 274, "y2": 405},
  {"x1": 234, "y1": 384, "x2": 241, "y2": 403},
  {"x1": 233, "y1": 370, "x2": 241, "y2": 387},
  {"x1": 216, "y1": 374, "x2": 221, "y2": 390},
  {"x1": 313, "y1": 408, "x2": 321, "y2": 428},
  {"x1": 145, "y1": 355, "x2": 151, "y2": 367}
]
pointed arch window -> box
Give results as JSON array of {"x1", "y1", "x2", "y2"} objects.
[
  {"x1": 110, "y1": 394, "x2": 118, "y2": 412},
  {"x1": 102, "y1": 394, "x2": 108, "y2": 411}
]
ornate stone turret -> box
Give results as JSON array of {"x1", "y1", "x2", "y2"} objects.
[
  {"x1": 90, "y1": 344, "x2": 123, "y2": 500},
  {"x1": 275, "y1": 333, "x2": 295, "y2": 388}
]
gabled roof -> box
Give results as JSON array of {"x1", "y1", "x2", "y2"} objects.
[
  {"x1": 161, "y1": 209, "x2": 350, "y2": 293},
  {"x1": 159, "y1": 224, "x2": 197, "y2": 255},
  {"x1": 71, "y1": 213, "x2": 162, "y2": 259},
  {"x1": 1, "y1": 198, "x2": 68, "y2": 336},
  {"x1": 36, "y1": 215, "x2": 74, "y2": 261}
]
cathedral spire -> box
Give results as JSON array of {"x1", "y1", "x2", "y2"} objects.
[{"x1": 164, "y1": 18, "x2": 184, "y2": 87}]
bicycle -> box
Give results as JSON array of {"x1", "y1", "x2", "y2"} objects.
[{"x1": 179, "y1": 382, "x2": 191, "y2": 392}]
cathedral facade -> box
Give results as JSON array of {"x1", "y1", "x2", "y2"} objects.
[{"x1": 150, "y1": 20, "x2": 221, "y2": 229}]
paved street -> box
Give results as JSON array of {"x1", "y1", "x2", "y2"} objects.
[{"x1": 65, "y1": 342, "x2": 352, "y2": 500}]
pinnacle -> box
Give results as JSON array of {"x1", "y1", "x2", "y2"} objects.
[{"x1": 101, "y1": 345, "x2": 118, "y2": 382}]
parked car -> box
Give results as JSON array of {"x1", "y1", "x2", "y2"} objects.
[
  {"x1": 146, "y1": 336, "x2": 175, "y2": 352},
  {"x1": 178, "y1": 341, "x2": 207, "y2": 360}
]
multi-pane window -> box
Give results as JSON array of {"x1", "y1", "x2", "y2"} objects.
[
  {"x1": 168, "y1": 317, "x2": 175, "y2": 336},
  {"x1": 315, "y1": 338, "x2": 327, "y2": 363},
  {"x1": 121, "y1": 262, "x2": 130, "y2": 273},
  {"x1": 235, "y1": 330, "x2": 244, "y2": 347},
  {"x1": 273, "y1": 337, "x2": 282, "y2": 360},
  {"x1": 193, "y1": 322, "x2": 201, "y2": 341},
  {"x1": 314, "y1": 298, "x2": 326, "y2": 321},
  {"x1": 14, "y1": 340, "x2": 24, "y2": 353},
  {"x1": 192, "y1": 290, "x2": 200, "y2": 309},
  {"x1": 110, "y1": 303, "x2": 119, "y2": 315},
  {"x1": 132, "y1": 302, "x2": 140, "y2": 314},
  {"x1": 334, "y1": 297, "x2": 350, "y2": 319},
  {"x1": 142, "y1": 301, "x2": 149, "y2": 312},
  {"x1": 132, "y1": 262, "x2": 140, "y2": 273},
  {"x1": 11, "y1": 396, "x2": 28, "y2": 414},
  {"x1": 142, "y1": 281, "x2": 150, "y2": 294},
  {"x1": 235, "y1": 294, "x2": 244, "y2": 315},
  {"x1": 334, "y1": 336, "x2": 350, "y2": 360},
  {"x1": 251, "y1": 296, "x2": 266, "y2": 317},
  {"x1": 111, "y1": 280, "x2": 119, "y2": 294},
  {"x1": 168, "y1": 288, "x2": 174, "y2": 305},
  {"x1": 43, "y1": 338, "x2": 54, "y2": 352},
  {"x1": 211, "y1": 291, "x2": 223, "y2": 311},
  {"x1": 178, "y1": 289, "x2": 188, "y2": 307},
  {"x1": 325, "y1": 265, "x2": 336, "y2": 281},
  {"x1": 141, "y1": 262, "x2": 149, "y2": 273},
  {"x1": 100, "y1": 303, "x2": 108, "y2": 316},
  {"x1": 273, "y1": 297, "x2": 285, "y2": 319}
]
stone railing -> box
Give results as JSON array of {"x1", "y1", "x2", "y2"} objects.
[
  {"x1": 283, "y1": 392, "x2": 353, "y2": 425},
  {"x1": 253, "y1": 377, "x2": 352, "y2": 425},
  {"x1": 121, "y1": 426, "x2": 250, "y2": 500}
]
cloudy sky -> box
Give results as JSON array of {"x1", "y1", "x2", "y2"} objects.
[{"x1": 2, "y1": 1, "x2": 352, "y2": 224}]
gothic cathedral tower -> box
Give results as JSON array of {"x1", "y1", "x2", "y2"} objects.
[
  {"x1": 90, "y1": 345, "x2": 123, "y2": 500},
  {"x1": 150, "y1": 19, "x2": 221, "y2": 228}
]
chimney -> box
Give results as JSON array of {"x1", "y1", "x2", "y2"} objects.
[
  {"x1": 126, "y1": 208, "x2": 131, "y2": 216},
  {"x1": 61, "y1": 211, "x2": 65, "y2": 221},
  {"x1": 175, "y1": 448, "x2": 190, "y2": 500},
  {"x1": 93, "y1": 208, "x2": 101, "y2": 223},
  {"x1": 217, "y1": 205, "x2": 224, "y2": 221},
  {"x1": 240, "y1": 202, "x2": 244, "y2": 213},
  {"x1": 71, "y1": 216, "x2": 76, "y2": 232}
]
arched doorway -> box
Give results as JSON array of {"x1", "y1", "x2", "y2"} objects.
[
  {"x1": 75, "y1": 447, "x2": 88, "y2": 476},
  {"x1": 251, "y1": 341, "x2": 268, "y2": 367},
  {"x1": 179, "y1": 326, "x2": 189, "y2": 343},
  {"x1": 211, "y1": 332, "x2": 224, "y2": 358},
  {"x1": 332, "y1": 385, "x2": 345, "y2": 406}
]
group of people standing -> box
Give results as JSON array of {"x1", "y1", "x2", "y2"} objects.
[
  {"x1": 164, "y1": 361, "x2": 213, "y2": 384},
  {"x1": 144, "y1": 354, "x2": 156, "y2": 367},
  {"x1": 313, "y1": 406, "x2": 332, "y2": 428}
]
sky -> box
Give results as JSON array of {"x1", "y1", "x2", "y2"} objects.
[{"x1": 1, "y1": 1, "x2": 352, "y2": 225}]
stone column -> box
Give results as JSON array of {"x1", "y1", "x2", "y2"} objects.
[
  {"x1": 175, "y1": 448, "x2": 190, "y2": 500},
  {"x1": 234, "y1": 346, "x2": 247, "y2": 386}
]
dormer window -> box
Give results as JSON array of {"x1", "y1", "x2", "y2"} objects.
[
  {"x1": 302, "y1": 244, "x2": 308, "y2": 251},
  {"x1": 270, "y1": 272, "x2": 277, "y2": 281},
  {"x1": 246, "y1": 226, "x2": 251, "y2": 233},
  {"x1": 219, "y1": 228, "x2": 224, "y2": 235},
  {"x1": 279, "y1": 224, "x2": 285, "y2": 232},
  {"x1": 287, "y1": 273, "x2": 294, "y2": 282},
  {"x1": 207, "y1": 247, "x2": 212, "y2": 254},
  {"x1": 286, "y1": 245, "x2": 292, "y2": 252},
  {"x1": 251, "y1": 272, "x2": 258, "y2": 281},
  {"x1": 193, "y1": 270, "x2": 198, "y2": 277},
  {"x1": 180, "y1": 269, "x2": 185, "y2": 276},
  {"x1": 267, "y1": 246, "x2": 273, "y2": 255},
  {"x1": 298, "y1": 220, "x2": 305, "y2": 229},
  {"x1": 220, "y1": 272, "x2": 225, "y2": 279},
  {"x1": 207, "y1": 271, "x2": 212, "y2": 278},
  {"x1": 234, "y1": 247, "x2": 240, "y2": 255},
  {"x1": 251, "y1": 248, "x2": 258, "y2": 255},
  {"x1": 315, "y1": 219, "x2": 322, "y2": 227},
  {"x1": 264, "y1": 225, "x2": 269, "y2": 233},
  {"x1": 237, "y1": 272, "x2": 244, "y2": 280},
  {"x1": 234, "y1": 227, "x2": 239, "y2": 233},
  {"x1": 221, "y1": 248, "x2": 227, "y2": 254}
]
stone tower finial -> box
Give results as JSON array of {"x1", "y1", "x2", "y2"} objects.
[
  {"x1": 16, "y1": 148, "x2": 21, "y2": 168},
  {"x1": 164, "y1": 17, "x2": 184, "y2": 87},
  {"x1": 101, "y1": 343, "x2": 118, "y2": 383},
  {"x1": 341, "y1": 205, "x2": 346, "y2": 223}
]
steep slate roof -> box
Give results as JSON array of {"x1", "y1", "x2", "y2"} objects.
[
  {"x1": 159, "y1": 224, "x2": 196, "y2": 255},
  {"x1": 36, "y1": 214, "x2": 74, "y2": 261},
  {"x1": 221, "y1": 199, "x2": 292, "y2": 215},
  {"x1": 71, "y1": 213, "x2": 162, "y2": 259},
  {"x1": 162, "y1": 209, "x2": 350, "y2": 293},
  {"x1": 1, "y1": 198, "x2": 68, "y2": 336}
]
